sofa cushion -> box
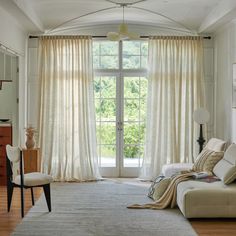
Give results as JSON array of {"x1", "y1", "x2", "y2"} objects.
[
  {"x1": 14, "y1": 172, "x2": 53, "y2": 187},
  {"x1": 205, "y1": 138, "x2": 227, "y2": 152},
  {"x1": 177, "y1": 180, "x2": 236, "y2": 218},
  {"x1": 213, "y1": 144, "x2": 236, "y2": 184},
  {"x1": 192, "y1": 148, "x2": 224, "y2": 173}
]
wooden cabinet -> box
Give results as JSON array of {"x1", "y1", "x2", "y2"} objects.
[
  {"x1": 0, "y1": 125, "x2": 12, "y2": 185},
  {"x1": 22, "y1": 148, "x2": 41, "y2": 173}
]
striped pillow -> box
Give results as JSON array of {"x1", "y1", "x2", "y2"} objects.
[{"x1": 192, "y1": 148, "x2": 224, "y2": 174}]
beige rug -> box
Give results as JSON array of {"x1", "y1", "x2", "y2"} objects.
[{"x1": 12, "y1": 180, "x2": 197, "y2": 236}]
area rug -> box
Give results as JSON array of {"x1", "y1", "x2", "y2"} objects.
[{"x1": 12, "y1": 180, "x2": 197, "y2": 236}]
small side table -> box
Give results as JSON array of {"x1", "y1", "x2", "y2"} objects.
[{"x1": 22, "y1": 148, "x2": 41, "y2": 173}]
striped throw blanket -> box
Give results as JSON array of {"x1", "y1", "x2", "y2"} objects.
[{"x1": 127, "y1": 172, "x2": 195, "y2": 209}]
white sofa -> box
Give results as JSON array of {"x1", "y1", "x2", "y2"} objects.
[
  {"x1": 162, "y1": 139, "x2": 236, "y2": 218},
  {"x1": 162, "y1": 138, "x2": 227, "y2": 177}
]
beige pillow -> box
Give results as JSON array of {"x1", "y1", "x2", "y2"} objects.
[
  {"x1": 213, "y1": 144, "x2": 236, "y2": 184},
  {"x1": 192, "y1": 148, "x2": 224, "y2": 174},
  {"x1": 153, "y1": 177, "x2": 171, "y2": 201}
]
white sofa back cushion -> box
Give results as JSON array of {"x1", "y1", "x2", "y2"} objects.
[
  {"x1": 213, "y1": 144, "x2": 236, "y2": 184},
  {"x1": 205, "y1": 138, "x2": 227, "y2": 152}
]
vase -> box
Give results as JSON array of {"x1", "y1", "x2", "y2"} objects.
[{"x1": 25, "y1": 137, "x2": 35, "y2": 149}]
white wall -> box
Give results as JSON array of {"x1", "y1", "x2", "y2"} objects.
[
  {"x1": 0, "y1": 5, "x2": 28, "y2": 146},
  {"x1": 214, "y1": 21, "x2": 236, "y2": 142},
  {"x1": 203, "y1": 39, "x2": 214, "y2": 140}
]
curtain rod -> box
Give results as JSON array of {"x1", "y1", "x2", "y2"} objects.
[{"x1": 29, "y1": 35, "x2": 211, "y2": 39}]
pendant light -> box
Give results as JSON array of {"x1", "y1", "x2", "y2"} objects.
[{"x1": 107, "y1": 5, "x2": 139, "y2": 41}]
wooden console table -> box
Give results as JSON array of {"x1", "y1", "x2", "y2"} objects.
[{"x1": 0, "y1": 125, "x2": 12, "y2": 185}]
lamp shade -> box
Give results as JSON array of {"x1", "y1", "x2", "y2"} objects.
[{"x1": 193, "y1": 108, "x2": 210, "y2": 124}]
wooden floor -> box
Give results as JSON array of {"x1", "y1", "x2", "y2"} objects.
[
  {"x1": 0, "y1": 186, "x2": 42, "y2": 236},
  {"x1": 1, "y1": 183, "x2": 236, "y2": 236}
]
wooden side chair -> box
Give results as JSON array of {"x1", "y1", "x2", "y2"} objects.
[{"x1": 6, "y1": 145, "x2": 53, "y2": 217}]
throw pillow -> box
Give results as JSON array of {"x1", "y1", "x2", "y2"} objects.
[
  {"x1": 192, "y1": 148, "x2": 224, "y2": 174},
  {"x1": 213, "y1": 143, "x2": 236, "y2": 184},
  {"x1": 153, "y1": 177, "x2": 171, "y2": 201},
  {"x1": 148, "y1": 175, "x2": 171, "y2": 201},
  {"x1": 148, "y1": 175, "x2": 164, "y2": 199}
]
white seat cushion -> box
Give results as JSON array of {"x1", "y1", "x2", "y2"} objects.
[
  {"x1": 162, "y1": 163, "x2": 193, "y2": 177},
  {"x1": 177, "y1": 180, "x2": 236, "y2": 218},
  {"x1": 14, "y1": 172, "x2": 53, "y2": 187}
]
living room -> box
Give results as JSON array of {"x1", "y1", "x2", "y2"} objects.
[{"x1": 0, "y1": 0, "x2": 236, "y2": 235}]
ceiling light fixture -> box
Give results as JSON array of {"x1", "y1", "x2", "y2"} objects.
[{"x1": 107, "y1": 5, "x2": 139, "y2": 41}]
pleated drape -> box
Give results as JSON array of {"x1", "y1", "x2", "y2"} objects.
[
  {"x1": 38, "y1": 36, "x2": 101, "y2": 181},
  {"x1": 140, "y1": 36, "x2": 205, "y2": 179}
]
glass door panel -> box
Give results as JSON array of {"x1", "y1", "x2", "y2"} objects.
[
  {"x1": 94, "y1": 76, "x2": 117, "y2": 169},
  {"x1": 122, "y1": 76, "x2": 147, "y2": 170}
]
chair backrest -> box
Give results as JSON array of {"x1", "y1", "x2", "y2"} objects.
[{"x1": 6, "y1": 145, "x2": 22, "y2": 181}]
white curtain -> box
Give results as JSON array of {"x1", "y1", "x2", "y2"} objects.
[
  {"x1": 140, "y1": 36, "x2": 205, "y2": 180},
  {"x1": 38, "y1": 36, "x2": 101, "y2": 181}
]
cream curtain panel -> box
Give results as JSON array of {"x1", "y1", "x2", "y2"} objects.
[
  {"x1": 38, "y1": 36, "x2": 101, "y2": 181},
  {"x1": 140, "y1": 36, "x2": 205, "y2": 180}
]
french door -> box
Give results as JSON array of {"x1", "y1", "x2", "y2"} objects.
[
  {"x1": 94, "y1": 74, "x2": 147, "y2": 177},
  {"x1": 93, "y1": 39, "x2": 148, "y2": 177}
]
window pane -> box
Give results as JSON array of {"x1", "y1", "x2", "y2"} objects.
[
  {"x1": 123, "y1": 145, "x2": 140, "y2": 158},
  {"x1": 141, "y1": 55, "x2": 148, "y2": 68},
  {"x1": 95, "y1": 99, "x2": 101, "y2": 120},
  {"x1": 124, "y1": 99, "x2": 139, "y2": 121},
  {"x1": 123, "y1": 55, "x2": 140, "y2": 69},
  {"x1": 140, "y1": 98, "x2": 147, "y2": 121},
  {"x1": 124, "y1": 77, "x2": 139, "y2": 99},
  {"x1": 139, "y1": 122, "x2": 146, "y2": 144},
  {"x1": 100, "y1": 42, "x2": 118, "y2": 55},
  {"x1": 100, "y1": 56, "x2": 118, "y2": 69},
  {"x1": 96, "y1": 122, "x2": 101, "y2": 144},
  {"x1": 93, "y1": 55, "x2": 99, "y2": 69},
  {"x1": 99, "y1": 122, "x2": 116, "y2": 144},
  {"x1": 123, "y1": 41, "x2": 140, "y2": 55},
  {"x1": 123, "y1": 145, "x2": 140, "y2": 167},
  {"x1": 140, "y1": 77, "x2": 148, "y2": 98},
  {"x1": 100, "y1": 99, "x2": 116, "y2": 121},
  {"x1": 100, "y1": 76, "x2": 116, "y2": 98},
  {"x1": 123, "y1": 122, "x2": 140, "y2": 145},
  {"x1": 93, "y1": 42, "x2": 99, "y2": 55},
  {"x1": 100, "y1": 145, "x2": 116, "y2": 167},
  {"x1": 141, "y1": 42, "x2": 148, "y2": 55},
  {"x1": 94, "y1": 77, "x2": 100, "y2": 98}
]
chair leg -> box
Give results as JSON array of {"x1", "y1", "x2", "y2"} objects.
[
  {"x1": 31, "y1": 188, "x2": 35, "y2": 206},
  {"x1": 20, "y1": 186, "x2": 24, "y2": 218},
  {"x1": 43, "y1": 184, "x2": 51, "y2": 212},
  {"x1": 7, "y1": 183, "x2": 14, "y2": 212}
]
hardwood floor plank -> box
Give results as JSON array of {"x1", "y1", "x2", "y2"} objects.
[{"x1": 0, "y1": 186, "x2": 42, "y2": 236}]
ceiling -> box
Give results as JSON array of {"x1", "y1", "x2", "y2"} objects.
[{"x1": 1, "y1": 0, "x2": 236, "y2": 35}]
